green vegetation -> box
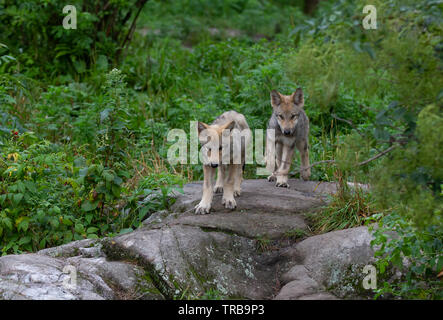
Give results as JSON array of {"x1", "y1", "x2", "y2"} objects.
[
  {"x1": 255, "y1": 235, "x2": 273, "y2": 252},
  {"x1": 283, "y1": 228, "x2": 308, "y2": 240},
  {"x1": 310, "y1": 171, "x2": 380, "y2": 234},
  {"x1": 0, "y1": 0, "x2": 441, "y2": 299}
]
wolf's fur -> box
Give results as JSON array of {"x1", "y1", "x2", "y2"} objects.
[
  {"x1": 265, "y1": 88, "x2": 310, "y2": 187},
  {"x1": 195, "y1": 110, "x2": 250, "y2": 214}
]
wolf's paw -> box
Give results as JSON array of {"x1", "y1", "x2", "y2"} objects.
[
  {"x1": 233, "y1": 189, "x2": 241, "y2": 197},
  {"x1": 276, "y1": 181, "x2": 290, "y2": 188},
  {"x1": 195, "y1": 202, "x2": 211, "y2": 214},
  {"x1": 222, "y1": 197, "x2": 237, "y2": 210},
  {"x1": 301, "y1": 169, "x2": 311, "y2": 181},
  {"x1": 267, "y1": 174, "x2": 276, "y2": 182},
  {"x1": 214, "y1": 185, "x2": 223, "y2": 193}
]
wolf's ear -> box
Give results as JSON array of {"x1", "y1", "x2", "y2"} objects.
[
  {"x1": 197, "y1": 122, "x2": 209, "y2": 134},
  {"x1": 292, "y1": 88, "x2": 304, "y2": 107},
  {"x1": 270, "y1": 90, "x2": 282, "y2": 108},
  {"x1": 221, "y1": 120, "x2": 235, "y2": 132}
]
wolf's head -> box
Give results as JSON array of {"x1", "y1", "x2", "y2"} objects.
[
  {"x1": 197, "y1": 121, "x2": 235, "y2": 168},
  {"x1": 270, "y1": 88, "x2": 304, "y2": 136}
]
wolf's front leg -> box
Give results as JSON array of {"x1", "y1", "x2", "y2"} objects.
[
  {"x1": 233, "y1": 164, "x2": 243, "y2": 197},
  {"x1": 267, "y1": 141, "x2": 282, "y2": 182},
  {"x1": 195, "y1": 165, "x2": 216, "y2": 214},
  {"x1": 214, "y1": 167, "x2": 224, "y2": 193},
  {"x1": 275, "y1": 144, "x2": 294, "y2": 188},
  {"x1": 221, "y1": 164, "x2": 237, "y2": 210},
  {"x1": 297, "y1": 140, "x2": 311, "y2": 181}
]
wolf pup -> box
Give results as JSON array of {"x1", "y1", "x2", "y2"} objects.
[
  {"x1": 195, "y1": 110, "x2": 250, "y2": 214},
  {"x1": 265, "y1": 88, "x2": 310, "y2": 187}
]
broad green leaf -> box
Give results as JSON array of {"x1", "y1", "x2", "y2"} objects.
[
  {"x1": 102, "y1": 171, "x2": 114, "y2": 182},
  {"x1": 23, "y1": 180, "x2": 37, "y2": 193},
  {"x1": 18, "y1": 220, "x2": 29, "y2": 232},
  {"x1": 18, "y1": 236, "x2": 31, "y2": 245},
  {"x1": 86, "y1": 227, "x2": 99, "y2": 234},
  {"x1": 12, "y1": 193, "x2": 24, "y2": 205},
  {"x1": 81, "y1": 200, "x2": 98, "y2": 212},
  {"x1": 75, "y1": 223, "x2": 85, "y2": 234},
  {"x1": 118, "y1": 228, "x2": 133, "y2": 235},
  {"x1": 64, "y1": 231, "x2": 73, "y2": 242}
]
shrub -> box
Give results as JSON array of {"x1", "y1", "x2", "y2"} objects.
[
  {"x1": 0, "y1": 130, "x2": 183, "y2": 254},
  {"x1": 371, "y1": 212, "x2": 443, "y2": 300}
]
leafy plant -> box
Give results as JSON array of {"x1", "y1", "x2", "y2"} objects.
[{"x1": 371, "y1": 212, "x2": 443, "y2": 300}]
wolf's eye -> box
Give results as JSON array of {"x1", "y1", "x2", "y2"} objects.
[{"x1": 278, "y1": 114, "x2": 284, "y2": 119}]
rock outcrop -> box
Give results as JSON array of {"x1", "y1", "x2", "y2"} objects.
[{"x1": 0, "y1": 179, "x2": 376, "y2": 300}]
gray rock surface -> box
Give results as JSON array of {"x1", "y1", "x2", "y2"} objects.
[
  {"x1": 171, "y1": 211, "x2": 308, "y2": 240},
  {"x1": 0, "y1": 179, "x2": 376, "y2": 300},
  {"x1": 103, "y1": 224, "x2": 276, "y2": 299},
  {"x1": 171, "y1": 179, "x2": 336, "y2": 214},
  {"x1": 293, "y1": 226, "x2": 375, "y2": 286},
  {"x1": 0, "y1": 241, "x2": 162, "y2": 300},
  {"x1": 277, "y1": 226, "x2": 375, "y2": 299}
]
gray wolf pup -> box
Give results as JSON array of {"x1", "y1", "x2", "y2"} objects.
[
  {"x1": 195, "y1": 110, "x2": 251, "y2": 214},
  {"x1": 265, "y1": 88, "x2": 311, "y2": 187}
]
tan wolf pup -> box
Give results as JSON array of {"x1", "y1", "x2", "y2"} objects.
[
  {"x1": 195, "y1": 110, "x2": 251, "y2": 214},
  {"x1": 265, "y1": 88, "x2": 311, "y2": 187}
]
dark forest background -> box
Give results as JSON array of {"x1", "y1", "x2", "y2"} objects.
[{"x1": 0, "y1": 0, "x2": 441, "y2": 299}]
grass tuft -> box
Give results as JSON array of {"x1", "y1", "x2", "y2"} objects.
[{"x1": 309, "y1": 170, "x2": 380, "y2": 234}]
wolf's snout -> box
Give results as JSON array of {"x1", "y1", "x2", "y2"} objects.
[
  {"x1": 210, "y1": 163, "x2": 218, "y2": 168},
  {"x1": 283, "y1": 129, "x2": 291, "y2": 136}
]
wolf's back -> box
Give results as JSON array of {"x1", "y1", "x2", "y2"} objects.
[{"x1": 212, "y1": 110, "x2": 250, "y2": 131}]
